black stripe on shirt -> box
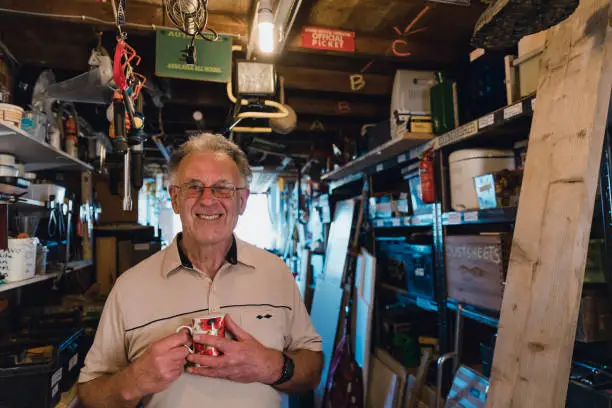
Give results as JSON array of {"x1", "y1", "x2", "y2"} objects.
[{"x1": 125, "y1": 308, "x2": 210, "y2": 332}]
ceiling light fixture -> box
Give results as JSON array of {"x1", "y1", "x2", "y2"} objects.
[{"x1": 257, "y1": 0, "x2": 275, "y2": 53}]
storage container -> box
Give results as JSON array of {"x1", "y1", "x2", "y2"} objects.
[
  {"x1": 26, "y1": 183, "x2": 66, "y2": 203},
  {"x1": 378, "y1": 240, "x2": 435, "y2": 299},
  {"x1": 369, "y1": 193, "x2": 410, "y2": 219},
  {"x1": 445, "y1": 234, "x2": 512, "y2": 311},
  {"x1": 474, "y1": 169, "x2": 523, "y2": 209},
  {"x1": 449, "y1": 149, "x2": 515, "y2": 211},
  {"x1": 2, "y1": 237, "x2": 39, "y2": 282},
  {"x1": 0, "y1": 343, "x2": 63, "y2": 408},
  {"x1": 390, "y1": 70, "x2": 435, "y2": 139},
  {"x1": 0, "y1": 103, "x2": 23, "y2": 127}
]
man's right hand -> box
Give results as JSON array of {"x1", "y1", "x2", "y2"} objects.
[{"x1": 126, "y1": 331, "x2": 191, "y2": 397}]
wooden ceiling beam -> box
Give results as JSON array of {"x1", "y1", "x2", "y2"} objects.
[
  {"x1": 0, "y1": 0, "x2": 249, "y2": 38},
  {"x1": 277, "y1": 66, "x2": 393, "y2": 96},
  {"x1": 286, "y1": 31, "x2": 464, "y2": 65}
]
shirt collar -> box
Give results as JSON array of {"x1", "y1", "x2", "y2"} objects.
[{"x1": 161, "y1": 233, "x2": 253, "y2": 278}]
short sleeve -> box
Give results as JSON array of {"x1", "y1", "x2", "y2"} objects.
[
  {"x1": 287, "y1": 277, "x2": 323, "y2": 352},
  {"x1": 78, "y1": 285, "x2": 129, "y2": 383}
]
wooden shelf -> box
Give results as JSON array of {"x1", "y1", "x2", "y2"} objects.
[
  {"x1": 0, "y1": 123, "x2": 93, "y2": 172},
  {"x1": 322, "y1": 132, "x2": 433, "y2": 181},
  {"x1": 0, "y1": 260, "x2": 93, "y2": 293}
]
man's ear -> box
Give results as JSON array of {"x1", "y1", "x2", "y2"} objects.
[
  {"x1": 239, "y1": 189, "x2": 250, "y2": 215},
  {"x1": 170, "y1": 187, "x2": 180, "y2": 214}
]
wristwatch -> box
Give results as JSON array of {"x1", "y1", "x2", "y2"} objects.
[{"x1": 272, "y1": 353, "x2": 294, "y2": 385}]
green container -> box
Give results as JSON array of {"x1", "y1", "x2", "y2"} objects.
[{"x1": 430, "y1": 72, "x2": 457, "y2": 135}]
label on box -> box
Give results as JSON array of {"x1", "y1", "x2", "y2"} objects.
[
  {"x1": 69, "y1": 353, "x2": 79, "y2": 371},
  {"x1": 392, "y1": 218, "x2": 401, "y2": 227},
  {"x1": 404, "y1": 216, "x2": 411, "y2": 225},
  {"x1": 52, "y1": 384, "x2": 59, "y2": 399},
  {"x1": 478, "y1": 114, "x2": 494, "y2": 129},
  {"x1": 134, "y1": 243, "x2": 150, "y2": 251},
  {"x1": 376, "y1": 164, "x2": 384, "y2": 172},
  {"x1": 504, "y1": 103, "x2": 523, "y2": 120},
  {"x1": 464, "y1": 211, "x2": 479, "y2": 222},
  {"x1": 412, "y1": 216, "x2": 421, "y2": 225},
  {"x1": 397, "y1": 154, "x2": 406, "y2": 164},
  {"x1": 415, "y1": 267, "x2": 425, "y2": 277},
  {"x1": 447, "y1": 213, "x2": 461, "y2": 224},
  {"x1": 375, "y1": 219, "x2": 384, "y2": 227},
  {"x1": 52, "y1": 368, "x2": 63, "y2": 386}
]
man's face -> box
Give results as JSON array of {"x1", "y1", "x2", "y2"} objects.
[{"x1": 170, "y1": 151, "x2": 249, "y2": 246}]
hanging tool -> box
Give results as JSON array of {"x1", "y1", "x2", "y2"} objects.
[
  {"x1": 123, "y1": 149, "x2": 132, "y2": 211},
  {"x1": 165, "y1": 0, "x2": 219, "y2": 64}
]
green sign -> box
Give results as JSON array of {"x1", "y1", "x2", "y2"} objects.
[{"x1": 155, "y1": 28, "x2": 232, "y2": 83}]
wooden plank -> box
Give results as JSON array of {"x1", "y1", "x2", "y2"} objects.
[
  {"x1": 96, "y1": 237, "x2": 117, "y2": 295},
  {"x1": 277, "y1": 66, "x2": 393, "y2": 96},
  {"x1": 287, "y1": 33, "x2": 462, "y2": 64},
  {"x1": 288, "y1": 96, "x2": 386, "y2": 117},
  {"x1": 486, "y1": 0, "x2": 612, "y2": 405},
  {"x1": 117, "y1": 240, "x2": 133, "y2": 276}
]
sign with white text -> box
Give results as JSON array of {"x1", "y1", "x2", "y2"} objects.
[{"x1": 301, "y1": 27, "x2": 355, "y2": 52}]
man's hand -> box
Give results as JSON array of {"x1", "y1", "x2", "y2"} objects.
[
  {"x1": 186, "y1": 314, "x2": 283, "y2": 384},
  {"x1": 126, "y1": 331, "x2": 192, "y2": 397}
]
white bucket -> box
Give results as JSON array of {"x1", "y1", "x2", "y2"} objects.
[
  {"x1": 1, "y1": 238, "x2": 39, "y2": 282},
  {"x1": 449, "y1": 149, "x2": 516, "y2": 211}
]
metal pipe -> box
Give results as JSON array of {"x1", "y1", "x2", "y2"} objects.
[
  {"x1": 0, "y1": 7, "x2": 242, "y2": 38},
  {"x1": 123, "y1": 150, "x2": 132, "y2": 211},
  {"x1": 454, "y1": 304, "x2": 464, "y2": 373},
  {"x1": 436, "y1": 352, "x2": 457, "y2": 408}
]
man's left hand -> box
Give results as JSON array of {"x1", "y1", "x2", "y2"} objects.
[{"x1": 186, "y1": 314, "x2": 284, "y2": 384}]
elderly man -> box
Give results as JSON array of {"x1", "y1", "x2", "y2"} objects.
[{"x1": 78, "y1": 133, "x2": 323, "y2": 408}]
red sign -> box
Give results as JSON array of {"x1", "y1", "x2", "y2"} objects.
[{"x1": 301, "y1": 27, "x2": 355, "y2": 52}]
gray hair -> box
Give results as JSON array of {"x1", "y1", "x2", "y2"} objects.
[{"x1": 169, "y1": 133, "x2": 252, "y2": 186}]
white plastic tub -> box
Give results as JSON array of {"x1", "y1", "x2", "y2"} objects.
[
  {"x1": 449, "y1": 149, "x2": 516, "y2": 211},
  {"x1": 1, "y1": 237, "x2": 39, "y2": 282}
]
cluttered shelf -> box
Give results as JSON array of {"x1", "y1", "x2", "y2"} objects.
[
  {"x1": 373, "y1": 213, "x2": 434, "y2": 228},
  {"x1": 442, "y1": 208, "x2": 517, "y2": 226},
  {"x1": 0, "y1": 122, "x2": 93, "y2": 172},
  {"x1": 447, "y1": 300, "x2": 499, "y2": 328},
  {"x1": 321, "y1": 132, "x2": 433, "y2": 182},
  {"x1": 435, "y1": 94, "x2": 535, "y2": 150},
  {"x1": 0, "y1": 260, "x2": 93, "y2": 293},
  {"x1": 378, "y1": 283, "x2": 439, "y2": 313}
]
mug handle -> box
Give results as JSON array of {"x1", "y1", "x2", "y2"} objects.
[{"x1": 176, "y1": 325, "x2": 194, "y2": 354}]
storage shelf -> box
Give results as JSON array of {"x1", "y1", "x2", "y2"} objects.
[
  {"x1": 447, "y1": 299, "x2": 499, "y2": 328},
  {"x1": 322, "y1": 133, "x2": 434, "y2": 182},
  {"x1": 379, "y1": 283, "x2": 438, "y2": 312},
  {"x1": 0, "y1": 260, "x2": 93, "y2": 293},
  {"x1": 442, "y1": 208, "x2": 517, "y2": 226},
  {"x1": 435, "y1": 94, "x2": 535, "y2": 149},
  {"x1": 0, "y1": 192, "x2": 46, "y2": 209},
  {"x1": 373, "y1": 213, "x2": 434, "y2": 228},
  {"x1": 0, "y1": 123, "x2": 93, "y2": 172}
]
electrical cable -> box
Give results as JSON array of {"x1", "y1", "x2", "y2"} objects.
[{"x1": 0, "y1": 7, "x2": 240, "y2": 38}]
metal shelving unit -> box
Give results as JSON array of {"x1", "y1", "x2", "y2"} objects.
[
  {"x1": 372, "y1": 213, "x2": 435, "y2": 228},
  {"x1": 0, "y1": 123, "x2": 93, "y2": 172},
  {"x1": 322, "y1": 133, "x2": 434, "y2": 182},
  {"x1": 447, "y1": 299, "x2": 499, "y2": 328},
  {"x1": 435, "y1": 94, "x2": 535, "y2": 149},
  {"x1": 0, "y1": 260, "x2": 93, "y2": 294},
  {"x1": 379, "y1": 283, "x2": 439, "y2": 312},
  {"x1": 442, "y1": 208, "x2": 517, "y2": 226}
]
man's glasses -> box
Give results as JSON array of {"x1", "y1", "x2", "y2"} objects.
[{"x1": 171, "y1": 181, "x2": 247, "y2": 199}]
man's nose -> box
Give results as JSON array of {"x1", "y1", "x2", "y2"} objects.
[{"x1": 199, "y1": 187, "x2": 216, "y2": 202}]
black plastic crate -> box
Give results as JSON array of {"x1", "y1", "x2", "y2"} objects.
[
  {"x1": 379, "y1": 240, "x2": 435, "y2": 299},
  {"x1": 0, "y1": 352, "x2": 63, "y2": 408}
]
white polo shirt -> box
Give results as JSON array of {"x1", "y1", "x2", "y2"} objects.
[{"x1": 79, "y1": 234, "x2": 322, "y2": 408}]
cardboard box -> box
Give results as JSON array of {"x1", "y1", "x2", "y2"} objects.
[{"x1": 474, "y1": 169, "x2": 523, "y2": 209}]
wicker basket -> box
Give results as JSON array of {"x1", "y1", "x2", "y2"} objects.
[{"x1": 0, "y1": 103, "x2": 24, "y2": 127}]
